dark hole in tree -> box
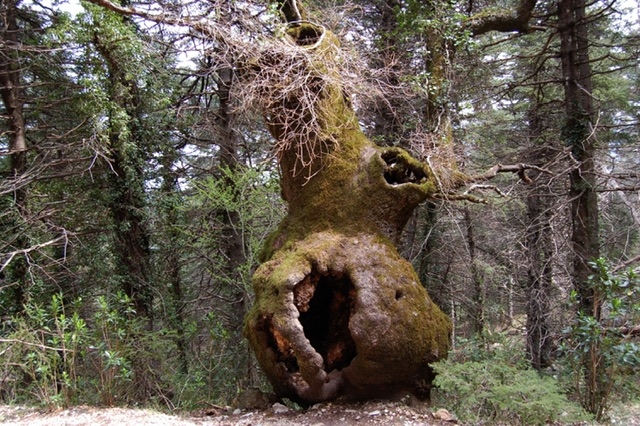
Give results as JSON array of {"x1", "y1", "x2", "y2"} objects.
[
  {"x1": 295, "y1": 270, "x2": 357, "y2": 372},
  {"x1": 291, "y1": 24, "x2": 323, "y2": 46},
  {"x1": 395, "y1": 289, "x2": 404, "y2": 300},
  {"x1": 381, "y1": 151, "x2": 427, "y2": 185}
]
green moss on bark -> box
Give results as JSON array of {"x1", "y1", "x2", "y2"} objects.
[{"x1": 244, "y1": 20, "x2": 451, "y2": 404}]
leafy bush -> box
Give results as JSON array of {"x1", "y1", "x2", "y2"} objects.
[
  {"x1": 0, "y1": 292, "x2": 177, "y2": 408},
  {"x1": 0, "y1": 294, "x2": 88, "y2": 407},
  {"x1": 559, "y1": 258, "x2": 640, "y2": 420},
  {"x1": 432, "y1": 335, "x2": 589, "y2": 425}
]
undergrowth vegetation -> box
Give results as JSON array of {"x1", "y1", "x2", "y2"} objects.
[
  {"x1": 432, "y1": 334, "x2": 591, "y2": 425},
  {"x1": 432, "y1": 261, "x2": 640, "y2": 426},
  {"x1": 559, "y1": 259, "x2": 640, "y2": 420}
]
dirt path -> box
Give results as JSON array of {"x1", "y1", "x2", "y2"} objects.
[
  {"x1": 0, "y1": 400, "x2": 455, "y2": 426},
  {"x1": 4, "y1": 399, "x2": 640, "y2": 425}
]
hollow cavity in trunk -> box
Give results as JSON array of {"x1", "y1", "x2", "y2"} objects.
[{"x1": 295, "y1": 269, "x2": 357, "y2": 372}]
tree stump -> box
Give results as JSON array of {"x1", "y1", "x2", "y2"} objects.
[{"x1": 243, "y1": 21, "x2": 451, "y2": 404}]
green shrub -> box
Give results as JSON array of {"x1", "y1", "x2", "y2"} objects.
[
  {"x1": 0, "y1": 293, "x2": 88, "y2": 407},
  {"x1": 432, "y1": 335, "x2": 590, "y2": 425},
  {"x1": 559, "y1": 258, "x2": 640, "y2": 420},
  {"x1": 0, "y1": 292, "x2": 178, "y2": 408}
]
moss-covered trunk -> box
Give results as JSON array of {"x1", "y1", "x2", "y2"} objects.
[{"x1": 243, "y1": 21, "x2": 451, "y2": 404}]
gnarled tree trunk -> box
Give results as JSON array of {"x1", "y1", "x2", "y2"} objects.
[{"x1": 243, "y1": 19, "x2": 451, "y2": 405}]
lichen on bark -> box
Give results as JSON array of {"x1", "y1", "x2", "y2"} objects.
[{"x1": 243, "y1": 20, "x2": 452, "y2": 404}]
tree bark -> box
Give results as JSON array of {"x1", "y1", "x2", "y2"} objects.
[
  {"x1": 558, "y1": 0, "x2": 600, "y2": 318},
  {"x1": 559, "y1": 0, "x2": 604, "y2": 416},
  {"x1": 370, "y1": 0, "x2": 403, "y2": 147},
  {"x1": 464, "y1": 208, "x2": 485, "y2": 336},
  {"x1": 522, "y1": 84, "x2": 555, "y2": 370},
  {"x1": 243, "y1": 20, "x2": 451, "y2": 404},
  {"x1": 524, "y1": 164, "x2": 554, "y2": 370},
  {"x1": 212, "y1": 64, "x2": 247, "y2": 333},
  {"x1": 415, "y1": 202, "x2": 452, "y2": 315},
  {"x1": 0, "y1": 0, "x2": 29, "y2": 314},
  {"x1": 92, "y1": 22, "x2": 153, "y2": 326},
  {"x1": 159, "y1": 151, "x2": 189, "y2": 375},
  {"x1": 465, "y1": 0, "x2": 538, "y2": 35}
]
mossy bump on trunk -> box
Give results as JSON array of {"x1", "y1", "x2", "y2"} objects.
[{"x1": 244, "y1": 21, "x2": 451, "y2": 404}]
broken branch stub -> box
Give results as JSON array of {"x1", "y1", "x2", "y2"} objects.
[{"x1": 244, "y1": 21, "x2": 451, "y2": 404}]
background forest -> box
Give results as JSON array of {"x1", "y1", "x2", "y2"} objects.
[{"x1": 1, "y1": 0, "x2": 639, "y2": 423}]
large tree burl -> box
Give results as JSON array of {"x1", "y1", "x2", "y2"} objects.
[{"x1": 243, "y1": 21, "x2": 451, "y2": 404}]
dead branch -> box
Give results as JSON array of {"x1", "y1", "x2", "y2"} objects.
[
  {"x1": 433, "y1": 192, "x2": 489, "y2": 204},
  {"x1": 1, "y1": 234, "x2": 69, "y2": 273},
  {"x1": 466, "y1": 163, "x2": 553, "y2": 185},
  {"x1": 0, "y1": 339, "x2": 72, "y2": 353},
  {"x1": 617, "y1": 325, "x2": 640, "y2": 338},
  {"x1": 596, "y1": 186, "x2": 640, "y2": 192},
  {"x1": 431, "y1": 163, "x2": 554, "y2": 203},
  {"x1": 84, "y1": 0, "x2": 222, "y2": 40},
  {"x1": 612, "y1": 253, "x2": 640, "y2": 273},
  {"x1": 464, "y1": 184, "x2": 509, "y2": 197}
]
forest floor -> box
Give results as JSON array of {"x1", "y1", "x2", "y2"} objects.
[
  {"x1": 1, "y1": 399, "x2": 639, "y2": 425},
  {"x1": 0, "y1": 399, "x2": 459, "y2": 426}
]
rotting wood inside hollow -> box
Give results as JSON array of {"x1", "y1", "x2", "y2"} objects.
[{"x1": 294, "y1": 269, "x2": 357, "y2": 372}]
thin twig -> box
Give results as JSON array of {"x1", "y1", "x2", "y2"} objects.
[{"x1": 1, "y1": 235, "x2": 69, "y2": 273}]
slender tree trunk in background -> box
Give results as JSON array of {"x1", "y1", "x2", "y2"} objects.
[
  {"x1": 167, "y1": 226, "x2": 188, "y2": 375},
  {"x1": 524, "y1": 123, "x2": 554, "y2": 369},
  {"x1": 160, "y1": 153, "x2": 189, "y2": 374},
  {"x1": 93, "y1": 30, "x2": 153, "y2": 327},
  {"x1": 523, "y1": 91, "x2": 555, "y2": 369},
  {"x1": 558, "y1": 0, "x2": 600, "y2": 319},
  {"x1": 464, "y1": 207, "x2": 485, "y2": 336},
  {"x1": 212, "y1": 64, "x2": 248, "y2": 336},
  {"x1": 559, "y1": 0, "x2": 604, "y2": 415},
  {"x1": 416, "y1": 202, "x2": 451, "y2": 314},
  {"x1": 0, "y1": 0, "x2": 28, "y2": 314},
  {"x1": 215, "y1": 66, "x2": 239, "y2": 173},
  {"x1": 525, "y1": 186, "x2": 554, "y2": 370},
  {"x1": 0, "y1": 0, "x2": 27, "y2": 165},
  {"x1": 108, "y1": 146, "x2": 153, "y2": 324},
  {"x1": 214, "y1": 65, "x2": 244, "y2": 277},
  {"x1": 214, "y1": 63, "x2": 258, "y2": 387},
  {"x1": 371, "y1": 0, "x2": 402, "y2": 146}
]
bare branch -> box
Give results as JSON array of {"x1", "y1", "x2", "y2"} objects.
[
  {"x1": 466, "y1": 163, "x2": 553, "y2": 184},
  {"x1": 83, "y1": 0, "x2": 221, "y2": 40},
  {"x1": 1, "y1": 234, "x2": 69, "y2": 273},
  {"x1": 596, "y1": 186, "x2": 640, "y2": 192},
  {"x1": 464, "y1": 184, "x2": 509, "y2": 197},
  {"x1": 0, "y1": 339, "x2": 72, "y2": 353},
  {"x1": 433, "y1": 192, "x2": 489, "y2": 204},
  {"x1": 612, "y1": 253, "x2": 640, "y2": 273},
  {"x1": 83, "y1": 0, "x2": 137, "y2": 16},
  {"x1": 617, "y1": 325, "x2": 640, "y2": 337}
]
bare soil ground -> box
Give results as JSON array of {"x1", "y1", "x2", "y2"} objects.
[
  {"x1": 0, "y1": 400, "x2": 455, "y2": 426},
  {"x1": 2, "y1": 400, "x2": 639, "y2": 425}
]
